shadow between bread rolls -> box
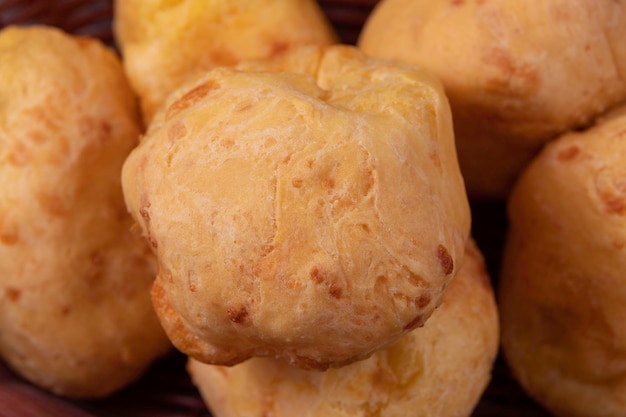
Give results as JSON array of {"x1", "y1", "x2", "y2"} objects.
[
  {"x1": 188, "y1": 240, "x2": 499, "y2": 417},
  {"x1": 121, "y1": 45, "x2": 471, "y2": 369}
]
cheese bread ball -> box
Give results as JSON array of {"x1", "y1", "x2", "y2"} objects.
[
  {"x1": 359, "y1": 0, "x2": 626, "y2": 198},
  {"x1": 122, "y1": 45, "x2": 471, "y2": 369},
  {"x1": 0, "y1": 26, "x2": 170, "y2": 398},
  {"x1": 114, "y1": 0, "x2": 337, "y2": 123},
  {"x1": 188, "y1": 241, "x2": 499, "y2": 417},
  {"x1": 500, "y1": 105, "x2": 626, "y2": 417}
]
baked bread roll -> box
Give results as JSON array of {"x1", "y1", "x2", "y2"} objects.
[
  {"x1": 0, "y1": 26, "x2": 170, "y2": 398},
  {"x1": 358, "y1": 0, "x2": 626, "y2": 198},
  {"x1": 188, "y1": 240, "x2": 499, "y2": 417},
  {"x1": 500, "y1": 105, "x2": 626, "y2": 417},
  {"x1": 114, "y1": 0, "x2": 337, "y2": 123},
  {"x1": 122, "y1": 45, "x2": 471, "y2": 369}
]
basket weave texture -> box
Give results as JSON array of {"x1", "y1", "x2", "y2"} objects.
[{"x1": 0, "y1": 1, "x2": 551, "y2": 416}]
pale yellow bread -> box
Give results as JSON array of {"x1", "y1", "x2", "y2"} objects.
[
  {"x1": 114, "y1": 0, "x2": 337, "y2": 123},
  {"x1": 0, "y1": 26, "x2": 170, "y2": 398},
  {"x1": 500, "y1": 104, "x2": 626, "y2": 417},
  {"x1": 122, "y1": 45, "x2": 471, "y2": 369},
  {"x1": 188, "y1": 240, "x2": 499, "y2": 417},
  {"x1": 359, "y1": 0, "x2": 626, "y2": 198}
]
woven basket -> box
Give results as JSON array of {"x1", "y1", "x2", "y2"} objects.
[{"x1": 0, "y1": 1, "x2": 551, "y2": 416}]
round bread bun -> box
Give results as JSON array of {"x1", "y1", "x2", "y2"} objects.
[
  {"x1": 188, "y1": 240, "x2": 499, "y2": 417},
  {"x1": 358, "y1": 0, "x2": 626, "y2": 198},
  {"x1": 114, "y1": 0, "x2": 337, "y2": 123},
  {"x1": 122, "y1": 45, "x2": 471, "y2": 369},
  {"x1": 0, "y1": 26, "x2": 170, "y2": 398},
  {"x1": 500, "y1": 105, "x2": 626, "y2": 417}
]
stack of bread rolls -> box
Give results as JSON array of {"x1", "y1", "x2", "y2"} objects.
[
  {"x1": 8, "y1": 1, "x2": 625, "y2": 416},
  {"x1": 115, "y1": 1, "x2": 499, "y2": 414}
]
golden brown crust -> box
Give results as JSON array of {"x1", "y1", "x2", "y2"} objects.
[
  {"x1": 359, "y1": 0, "x2": 626, "y2": 198},
  {"x1": 0, "y1": 26, "x2": 170, "y2": 398},
  {"x1": 123, "y1": 45, "x2": 471, "y2": 369},
  {"x1": 188, "y1": 240, "x2": 499, "y2": 417},
  {"x1": 114, "y1": 0, "x2": 338, "y2": 123},
  {"x1": 500, "y1": 105, "x2": 626, "y2": 417}
]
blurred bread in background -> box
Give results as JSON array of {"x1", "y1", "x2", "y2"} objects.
[
  {"x1": 359, "y1": 0, "x2": 626, "y2": 199},
  {"x1": 114, "y1": 0, "x2": 338, "y2": 123},
  {"x1": 0, "y1": 25, "x2": 170, "y2": 398},
  {"x1": 500, "y1": 104, "x2": 626, "y2": 417}
]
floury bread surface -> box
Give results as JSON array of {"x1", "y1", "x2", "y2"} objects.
[
  {"x1": 122, "y1": 45, "x2": 471, "y2": 369},
  {"x1": 500, "y1": 105, "x2": 626, "y2": 417},
  {"x1": 359, "y1": 0, "x2": 626, "y2": 198},
  {"x1": 0, "y1": 26, "x2": 170, "y2": 398},
  {"x1": 188, "y1": 241, "x2": 499, "y2": 417},
  {"x1": 114, "y1": 0, "x2": 337, "y2": 122}
]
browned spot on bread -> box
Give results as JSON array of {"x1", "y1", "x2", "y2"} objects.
[
  {"x1": 270, "y1": 41, "x2": 289, "y2": 57},
  {"x1": 79, "y1": 118, "x2": 112, "y2": 144},
  {"x1": 37, "y1": 193, "x2": 68, "y2": 217},
  {"x1": 238, "y1": 103, "x2": 253, "y2": 112},
  {"x1": 404, "y1": 314, "x2": 424, "y2": 330},
  {"x1": 140, "y1": 203, "x2": 151, "y2": 222},
  {"x1": 210, "y1": 48, "x2": 238, "y2": 66},
  {"x1": 292, "y1": 178, "x2": 303, "y2": 188},
  {"x1": 487, "y1": 48, "x2": 515, "y2": 77},
  {"x1": 148, "y1": 234, "x2": 159, "y2": 249},
  {"x1": 220, "y1": 138, "x2": 235, "y2": 149},
  {"x1": 61, "y1": 306, "x2": 71, "y2": 316},
  {"x1": 604, "y1": 195, "x2": 625, "y2": 215},
  {"x1": 5, "y1": 287, "x2": 20, "y2": 302},
  {"x1": 416, "y1": 293, "x2": 431, "y2": 308},
  {"x1": 451, "y1": 0, "x2": 465, "y2": 5},
  {"x1": 557, "y1": 146, "x2": 580, "y2": 161},
  {"x1": 167, "y1": 80, "x2": 219, "y2": 120},
  {"x1": 74, "y1": 37, "x2": 93, "y2": 49},
  {"x1": 310, "y1": 267, "x2": 324, "y2": 284},
  {"x1": 227, "y1": 307, "x2": 249, "y2": 324},
  {"x1": 321, "y1": 177, "x2": 335, "y2": 188},
  {"x1": 310, "y1": 267, "x2": 342, "y2": 298},
  {"x1": 0, "y1": 232, "x2": 18, "y2": 245},
  {"x1": 437, "y1": 244, "x2": 454, "y2": 275},
  {"x1": 99, "y1": 121, "x2": 112, "y2": 142},
  {"x1": 484, "y1": 48, "x2": 540, "y2": 94},
  {"x1": 429, "y1": 151, "x2": 442, "y2": 172},
  {"x1": 329, "y1": 284, "x2": 342, "y2": 299},
  {"x1": 614, "y1": 240, "x2": 625, "y2": 249}
]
